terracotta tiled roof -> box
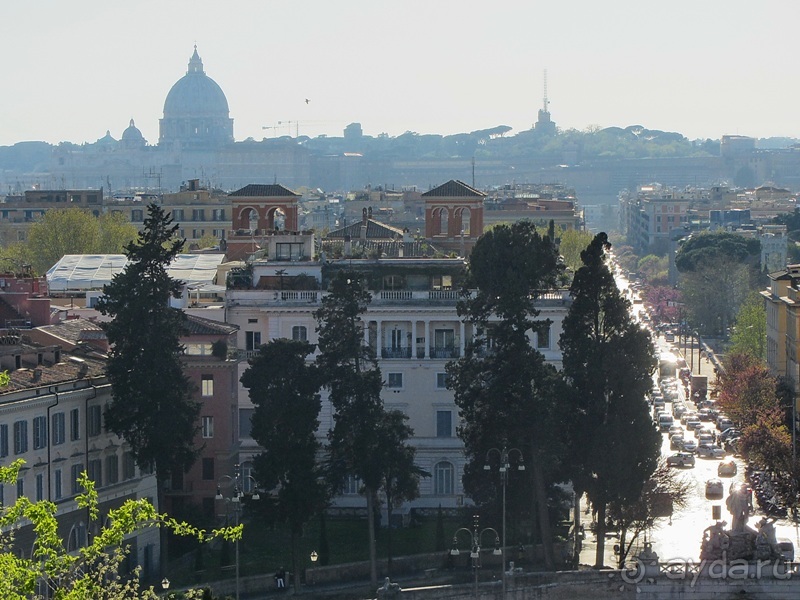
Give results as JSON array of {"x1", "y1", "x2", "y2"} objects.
[
  {"x1": 421, "y1": 180, "x2": 485, "y2": 198},
  {"x1": 0, "y1": 353, "x2": 107, "y2": 394},
  {"x1": 327, "y1": 219, "x2": 404, "y2": 240},
  {"x1": 229, "y1": 184, "x2": 299, "y2": 197},
  {"x1": 37, "y1": 318, "x2": 105, "y2": 345},
  {"x1": 183, "y1": 314, "x2": 238, "y2": 336}
]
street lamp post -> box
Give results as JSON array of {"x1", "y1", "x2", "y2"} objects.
[
  {"x1": 450, "y1": 514, "x2": 501, "y2": 600},
  {"x1": 216, "y1": 464, "x2": 260, "y2": 600},
  {"x1": 484, "y1": 446, "x2": 525, "y2": 599}
]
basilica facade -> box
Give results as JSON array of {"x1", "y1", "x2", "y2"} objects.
[{"x1": 46, "y1": 48, "x2": 310, "y2": 193}]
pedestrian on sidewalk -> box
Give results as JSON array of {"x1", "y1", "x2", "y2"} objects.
[{"x1": 275, "y1": 567, "x2": 286, "y2": 589}]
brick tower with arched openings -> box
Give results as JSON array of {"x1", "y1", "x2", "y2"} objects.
[
  {"x1": 422, "y1": 180, "x2": 485, "y2": 255},
  {"x1": 225, "y1": 184, "x2": 300, "y2": 261}
]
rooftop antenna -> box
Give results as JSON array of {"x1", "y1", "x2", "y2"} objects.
[{"x1": 543, "y1": 69, "x2": 549, "y2": 113}]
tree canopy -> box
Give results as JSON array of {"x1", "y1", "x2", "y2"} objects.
[
  {"x1": 560, "y1": 232, "x2": 660, "y2": 568},
  {"x1": 674, "y1": 231, "x2": 760, "y2": 272},
  {"x1": 0, "y1": 460, "x2": 238, "y2": 599},
  {"x1": 314, "y1": 270, "x2": 421, "y2": 585},
  {"x1": 24, "y1": 208, "x2": 138, "y2": 275},
  {"x1": 95, "y1": 203, "x2": 198, "y2": 575},
  {"x1": 449, "y1": 220, "x2": 565, "y2": 569},
  {"x1": 728, "y1": 292, "x2": 767, "y2": 360},
  {"x1": 241, "y1": 338, "x2": 325, "y2": 593}
]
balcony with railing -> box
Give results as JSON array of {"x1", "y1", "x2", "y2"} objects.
[
  {"x1": 429, "y1": 346, "x2": 460, "y2": 359},
  {"x1": 381, "y1": 347, "x2": 412, "y2": 359},
  {"x1": 228, "y1": 288, "x2": 570, "y2": 307}
]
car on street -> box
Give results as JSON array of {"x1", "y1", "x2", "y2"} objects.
[
  {"x1": 696, "y1": 444, "x2": 726, "y2": 459},
  {"x1": 670, "y1": 434, "x2": 685, "y2": 450},
  {"x1": 669, "y1": 424, "x2": 684, "y2": 436},
  {"x1": 681, "y1": 438, "x2": 698, "y2": 452},
  {"x1": 717, "y1": 460, "x2": 737, "y2": 477},
  {"x1": 697, "y1": 434, "x2": 715, "y2": 447},
  {"x1": 658, "y1": 414, "x2": 675, "y2": 432},
  {"x1": 719, "y1": 427, "x2": 740, "y2": 442},
  {"x1": 705, "y1": 479, "x2": 724, "y2": 499},
  {"x1": 686, "y1": 417, "x2": 702, "y2": 431},
  {"x1": 667, "y1": 452, "x2": 696, "y2": 468}
]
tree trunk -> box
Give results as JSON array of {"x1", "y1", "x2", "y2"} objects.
[
  {"x1": 572, "y1": 490, "x2": 582, "y2": 567},
  {"x1": 594, "y1": 502, "x2": 607, "y2": 569},
  {"x1": 531, "y1": 460, "x2": 555, "y2": 570},
  {"x1": 617, "y1": 527, "x2": 627, "y2": 569},
  {"x1": 366, "y1": 488, "x2": 378, "y2": 586},
  {"x1": 291, "y1": 530, "x2": 300, "y2": 593},
  {"x1": 157, "y1": 476, "x2": 169, "y2": 579},
  {"x1": 386, "y1": 501, "x2": 394, "y2": 576}
]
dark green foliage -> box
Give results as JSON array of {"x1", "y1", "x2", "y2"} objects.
[
  {"x1": 318, "y1": 512, "x2": 330, "y2": 566},
  {"x1": 211, "y1": 339, "x2": 227, "y2": 359},
  {"x1": 449, "y1": 220, "x2": 565, "y2": 570},
  {"x1": 674, "y1": 231, "x2": 760, "y2": 272},
  {"x1": 314, "y1": 270, "x2": 424, "y2": 585},
  {"x1": 241, "y1": 338, "x2": 326, "y2": 593},
  {"x1": 96, "y1": 203, "x2": 198, "y2": 479},
  {"x1": 435, "y1": 505, "x2": 445, "y2": 552},
  {"x1": 560, "y1": 232, "x2": 660, "y2": 567}
]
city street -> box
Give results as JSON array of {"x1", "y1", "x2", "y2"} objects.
[{"x1": 580, "y1": 272, "x2": 800, "y2": 567}]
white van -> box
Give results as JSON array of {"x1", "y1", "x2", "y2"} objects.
[{"x1": 659, "y1": 414, "x2": 675, "y2": 432}]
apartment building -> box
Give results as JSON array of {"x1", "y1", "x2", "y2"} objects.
[
  {"x1": 0, "y1": 326, "x2": 160, "y2": 582},
  {"x1": 224, "y1": 180, "x2": 572, "y2": 512}
]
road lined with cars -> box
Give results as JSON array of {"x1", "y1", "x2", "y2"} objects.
[{"x1": 615, "y1": 269, "x2": 799, "y2": 563}]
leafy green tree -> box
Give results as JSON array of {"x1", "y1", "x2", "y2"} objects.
[
  {"x1": 25, "y1": 207, "x2": 137, "y2": 275},
  {"x1": 95, "y1": 203, "x2": 199, "y2": 576},
  {"x1": 728, "y1": 292, "x2": 767, "y2": 360},
  {"x1": 376, "y1": 409, "x2": 428, "y2": 574},
  {"x1": 558, "y1": 229, "x2": 594, "y2": 272},
  {"x1": 449, "y1": 220, "x2": 565, "y2": 569},
  {"x1": 240, "y1": 338, "x2": 326, "y2": 593},
  {"x1": 675, "y1": 231, "x2": 761, "y2": 336},
  {"x1": 560, "y1": 232, "x2": 660, "y2": 568},
  {"x1": 0, "y1": 461, "x2": 239, "y2": 599},
  {"x1": 314, "y1": 270, "x2": 402, "y2": 586},
  {"x1": 637, "y1": 254, "x2": 668, "y2": 285},
  {"x1": 97, "y1": 211, "x2": 139, "y2": 254}
]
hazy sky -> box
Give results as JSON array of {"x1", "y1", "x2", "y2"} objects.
[{"x1": 2, "y1": 0, "x2": 798, "y2": 147}]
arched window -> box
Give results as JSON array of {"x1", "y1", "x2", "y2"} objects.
[
  {"x1": 434, "y1": 461, "x2": 454, "y2": 495},
  {"x1": 67, "y1": 522, "x2": 87, "y2": 552}
]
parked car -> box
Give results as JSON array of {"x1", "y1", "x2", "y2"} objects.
[
  {"x1": 681, "y1": 438, "x2": 698, "y2": 452},
  {"x1": 717, "y1": 460, "x2": 737, "y2": 477},
  {"x1": 720, "y1": 427, "x2": 740, "y2": 442},
  {"x1": 697, "y1": 444, "x2": 726, "y2": 459},
  {"x1": 697, "y1": 434, "x2": 715, "y2": 447},
  {"x1": 667, "y1": 452, "x2": 696, "y2": 468},
  {"x1": 705, "y1": 479, "x2": 724, "y2": 499},
  {"x1": 777, "y1": 538, "x2": 795, "y2": 562}
]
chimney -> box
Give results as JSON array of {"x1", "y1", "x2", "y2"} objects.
[
  {"x1": 368, "y1": 206, "x2": 373, "y2": 220},
  {"x1": 362, "y1": 207, "x2": 368, "y2": 225},
  {"x1": 32, "y1": 368, "x2": 42, "y2": 382}
]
